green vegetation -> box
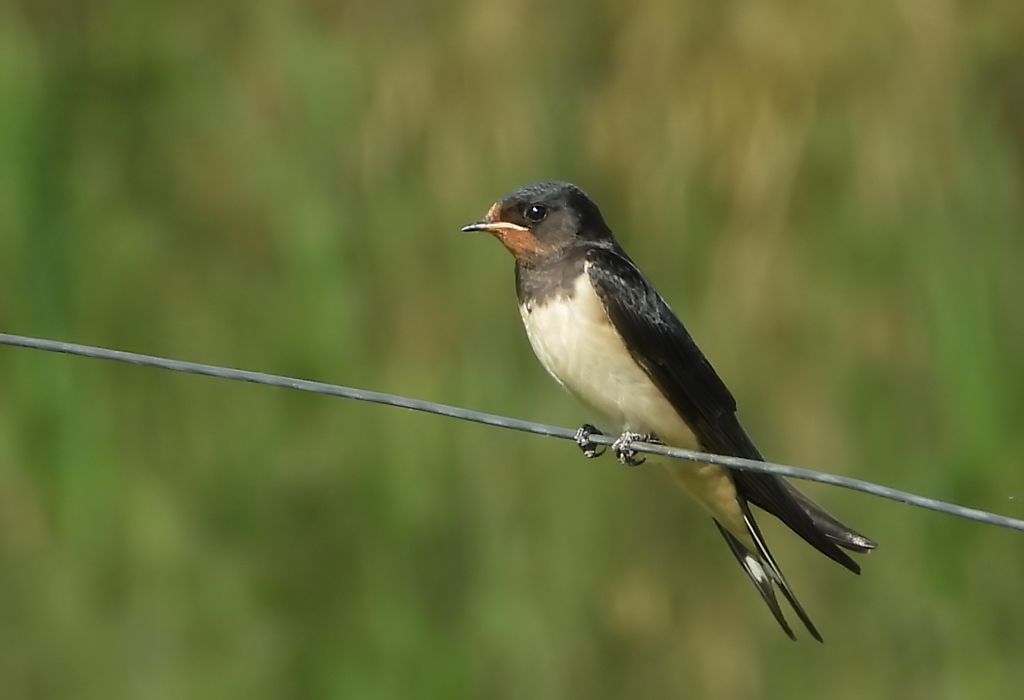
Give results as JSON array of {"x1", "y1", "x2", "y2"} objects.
[{"x1": 1, "y1": 1, "x2": 1023, "y2": 697}]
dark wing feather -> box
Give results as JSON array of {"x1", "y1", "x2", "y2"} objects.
[{"x1": 584, "y1": 246, "x2": 871, "y2": 571}]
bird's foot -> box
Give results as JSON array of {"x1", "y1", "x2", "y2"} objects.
[
  {"x1": 612, "y1": 432, "x2": 656, "y2": 466},
  {"x1": 574, "y1": 424, "x2": 606, "y2": 459}
]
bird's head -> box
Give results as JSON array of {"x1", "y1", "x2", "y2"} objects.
[{"x1": 462, "y1": 181, "x2": 613, "y2": 263}]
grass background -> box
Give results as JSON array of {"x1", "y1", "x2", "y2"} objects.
[{"x1": 2, "y1": 0, "x2": 1024, "y2": 698}]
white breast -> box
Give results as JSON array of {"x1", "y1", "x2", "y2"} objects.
[
  {"x1": 519, "y1": 271, "x2": 698, "y2": 449},
  {"x1": 521, "y1": 268, "x2": 749, "y2": 536}
]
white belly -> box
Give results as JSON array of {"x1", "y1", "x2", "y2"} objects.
[
  {"x1": 519, "y1": 272, "x2": 698, "y2": 449},
  {"x1": 520, "y1": 270, "x2": 748, "y2": 537}
]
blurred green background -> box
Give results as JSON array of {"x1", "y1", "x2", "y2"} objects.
[{"x1": 1, "y1": 0, "x2": 1024, "y2": 698}]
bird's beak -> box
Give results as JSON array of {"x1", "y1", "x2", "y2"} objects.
[
  {"x1": 462, "y1": 203, "x2": 546, "y2": 261},
  {"x1": 461, "y1": 220, "x2": 529, "y2": 233},
  {"x1": 461, "y1": 202, "x2": 529, "y2": 233}
]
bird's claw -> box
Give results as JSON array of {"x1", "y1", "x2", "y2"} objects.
[
  {"x1": 574, "y1": 423, "x2": 606, "y2": 459},
  {"x1": 612, "y1": 432, "x2": 654, "y2": 466}
]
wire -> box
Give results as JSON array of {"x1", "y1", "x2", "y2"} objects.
[{"x1": 2, "y1": 331, "x2": 1022, "y2": 533}]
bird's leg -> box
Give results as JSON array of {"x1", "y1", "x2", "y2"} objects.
[
  {"x1": 611, "y1": 432, "x2": 657, "y2": 466},
  {"x1": 574, "y1": 423, "x2": 606, "y2": 459}
]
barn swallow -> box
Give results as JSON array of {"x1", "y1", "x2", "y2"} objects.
[{"x1": 463, "y1": 181, "x2": 875, "y2": 641}]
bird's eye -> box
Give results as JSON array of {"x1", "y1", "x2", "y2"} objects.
[{"x1": 524, "y1": 204, "x2": 547, "y2": 223}]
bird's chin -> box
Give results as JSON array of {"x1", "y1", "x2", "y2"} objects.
[
  {"x1": 492, "y1": 228, "x2": 552, "y2": 262},
  {"x1": 464, "y1": 221, "x2": 550, "y2": 262}
]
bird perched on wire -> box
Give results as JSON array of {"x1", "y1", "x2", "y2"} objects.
[{"x1": 463, "y1": 181, "x2": 875, "y2": 641}]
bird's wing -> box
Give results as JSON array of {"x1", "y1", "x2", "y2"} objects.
[{"x1": 584, "y1": 246, "x2": 870, "y2": 572}]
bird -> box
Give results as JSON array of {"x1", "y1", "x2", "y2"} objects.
[{"x1": 462, "y1": 181, "x2": 875, "y2": 641}]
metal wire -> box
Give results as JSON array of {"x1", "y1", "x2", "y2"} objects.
[{"x1": 2, "y1": 331, "x2": 1022, "y2": 533}]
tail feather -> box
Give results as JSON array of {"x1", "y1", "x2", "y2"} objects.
[
  {"x1": 715, "y1": 522, "x2": 798, "y2": 641},
  {"x1": 727, "y1": 422, "x2": 876, "y2": 567},
  {"x1": 714, "y1": 507, "x2": 823, "y2": 642},
  {"x1": 732, "y1": 470, "x2": 863, "y2": 573}
]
